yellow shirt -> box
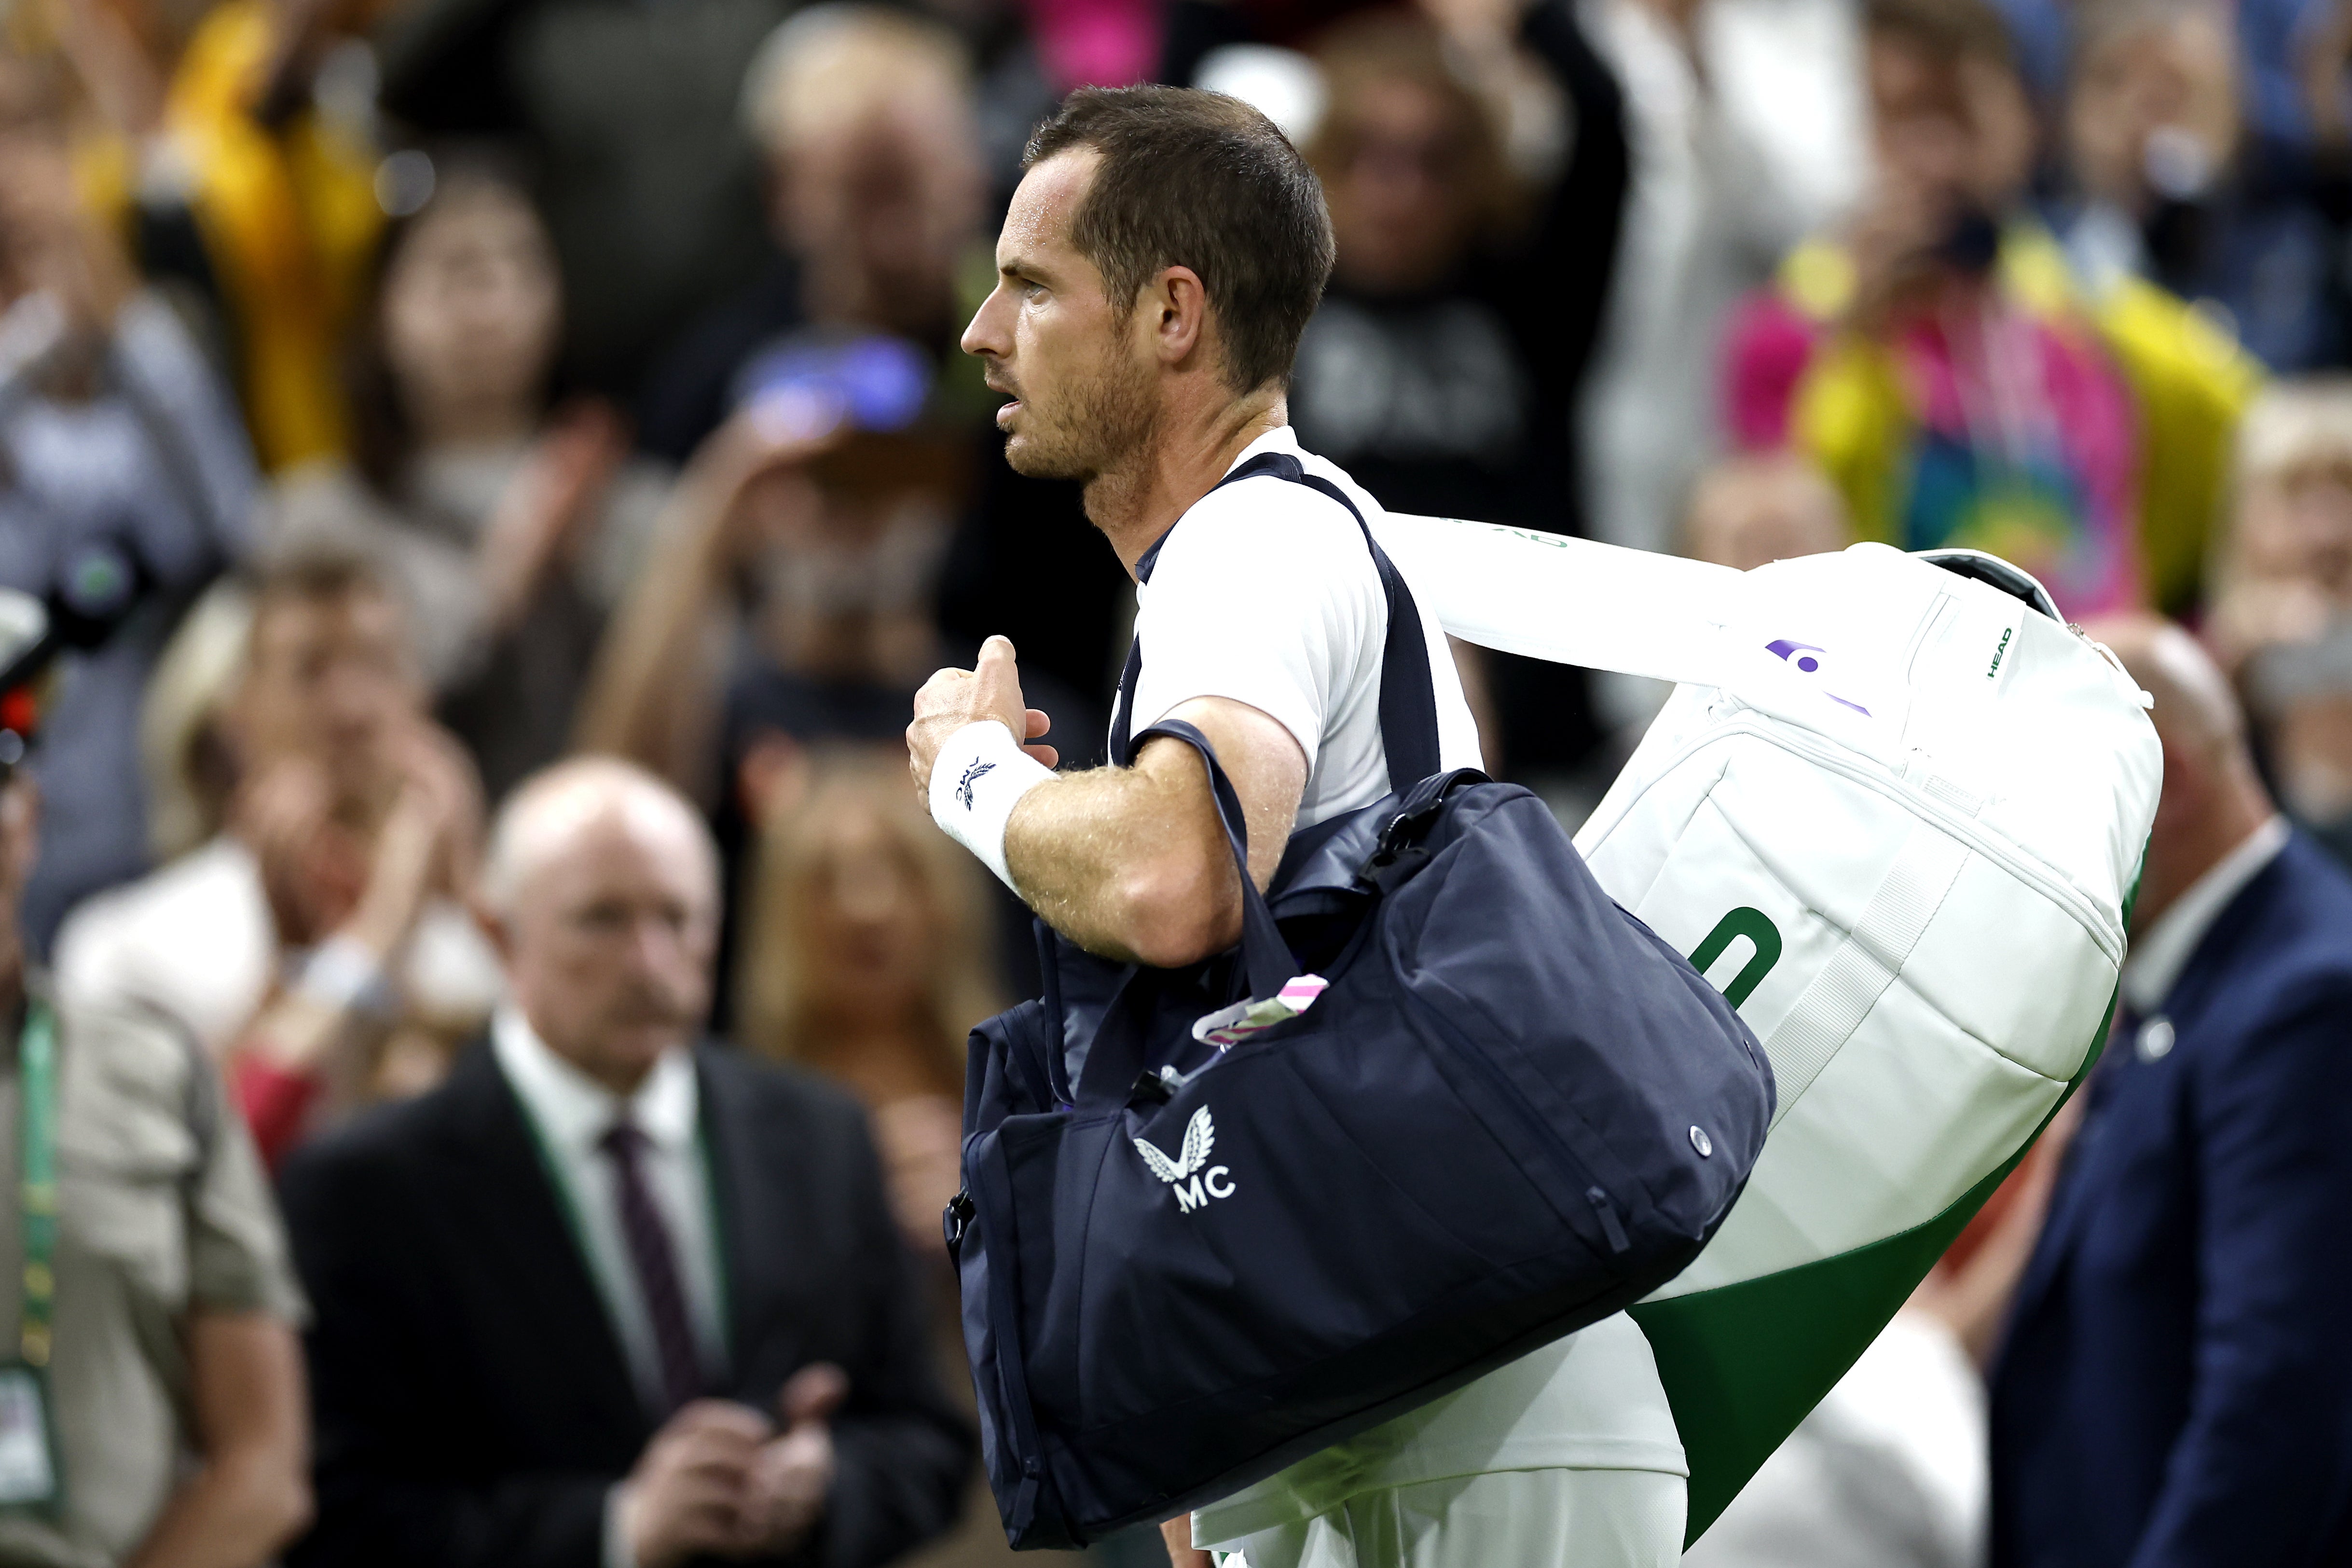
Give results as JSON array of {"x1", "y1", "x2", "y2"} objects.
[{"x1": 80, "y1": 0, "x2": 383, "y2": 472}]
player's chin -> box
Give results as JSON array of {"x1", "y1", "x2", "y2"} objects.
[{"x1": 1003, "y1": 432, "x2": 1074, "y2": 481}]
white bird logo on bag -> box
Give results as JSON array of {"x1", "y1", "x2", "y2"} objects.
[{"x1": 1133, "y1": 1106, "x2": 1235, "y2": 1212}]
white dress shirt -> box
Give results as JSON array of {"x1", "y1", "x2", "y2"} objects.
[
  {"x1": 2121, "y1": 814, "x2": 2292, "y2": 1016},
  {"x1": 491, "y1": 1006, "x2": 728, "y2": 1411}
]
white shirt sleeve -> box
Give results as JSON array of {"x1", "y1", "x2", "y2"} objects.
[
  {"x1": 604, "y1": 1484, "x2": 640, "y2": 1568},
  {"x1": 1127, "y1": 482, "x2": 1384, "y2": 776}
]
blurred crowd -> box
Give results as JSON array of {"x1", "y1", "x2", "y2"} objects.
[{"x1": 2, "y1": 0, "x2": 2352, "y2": 1562}]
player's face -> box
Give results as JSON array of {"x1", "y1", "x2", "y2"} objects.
[{"x1": 961, "y1": 149, "x2": 1154, "y2": 482}]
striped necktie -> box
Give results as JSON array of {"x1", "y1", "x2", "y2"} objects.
[{"x1": 599, "y1": 1120, "x2": 703, "y2": 1415}]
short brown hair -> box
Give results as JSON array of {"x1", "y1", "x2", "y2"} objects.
[
  {"x1": 1025, "y1": 86, "x2": 1336, "y2": 394},
  {"x1": 1865, "y1": 0, "x2": 2017, "y2": 67}
]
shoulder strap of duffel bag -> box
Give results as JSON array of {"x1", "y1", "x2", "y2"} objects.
[
  {"x1": 1373, "y1": 516, "x2": 2063, "y2": 686},
  {"x1": 1109, "y1": 453, "x2": 1444, "y2": 789}
]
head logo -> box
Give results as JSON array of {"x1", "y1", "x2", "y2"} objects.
[
  {"x1": 1133, "y1": 1105, "x2": 1235, "y2": 1212},
  {"x1": 1765, "y1": 638, "x2": 1871, "y2": 716},
  {"x1": 956, "y1": 758, "x2": 997, "y2": 810},
  {"x1": 1987, "y1": 626, "x2": 2012, "y2": 678}
]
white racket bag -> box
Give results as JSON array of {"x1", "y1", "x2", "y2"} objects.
[{"x1": 1375, "y1": 523, "x2": 2161, "y2": 1539}]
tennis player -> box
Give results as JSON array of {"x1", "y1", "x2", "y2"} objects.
[{"x1": 905, "y1": 85, "x2": 1688, "y2": 1568}]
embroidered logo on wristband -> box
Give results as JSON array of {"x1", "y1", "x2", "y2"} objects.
[{"x1": 929, "y1": 721, "x2": 1054, "y2": 892}]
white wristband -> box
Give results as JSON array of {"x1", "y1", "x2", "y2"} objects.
[{"x1": 928, "y1": 720, "x2": 1054, "y2": 890}]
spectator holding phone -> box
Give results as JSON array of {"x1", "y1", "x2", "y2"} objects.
[
  {"x1": 637, "y1": 5, "x2": 1125, "y2": 733},
  {"x1": 1723, "y1": 0, "x2": 2258, "y2": 619}
]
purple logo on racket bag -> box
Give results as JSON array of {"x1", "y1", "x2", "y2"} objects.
[{"x1": 1766, "y1": 639, "x2": 1870, "y2": 716}]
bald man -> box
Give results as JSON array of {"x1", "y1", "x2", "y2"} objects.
[
  {"x1": 279, "y1": 759, "x2": 971, "y2": 1568},
  {"x1": 1988, "y1": 620, "x2": 2352, "y2": 1568}
]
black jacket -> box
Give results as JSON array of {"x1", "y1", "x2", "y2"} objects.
[{"x1": 280, "y1": 1039, "x2": 973, "y2": 1568}]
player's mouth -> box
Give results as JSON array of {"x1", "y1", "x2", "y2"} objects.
[{"x1": 986, "y1": 376, "x2": 1021, "y2": 427}]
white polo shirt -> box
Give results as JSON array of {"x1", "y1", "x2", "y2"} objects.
[
  {"x1": 1127, "y1": 427, "x2": 1689, "y2": 1539},
  {"x1": 1121, "y1": 426, "x2": 1486, "y2": 824}
]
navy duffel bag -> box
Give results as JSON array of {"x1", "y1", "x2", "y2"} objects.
[{"x1": 947, "y1": 476, "x2": 1774, "y2": 1550}]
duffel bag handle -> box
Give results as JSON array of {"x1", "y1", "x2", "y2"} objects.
[{"x1": 1069, "y1": 719, "x2": 1300, "y2": 1111}]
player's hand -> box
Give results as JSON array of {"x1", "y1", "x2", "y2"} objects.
[
  {"x1": 907, "y1": 635, "x2": 1057, "y2": 797},
  {"x1": 1159, "y1": 1516, "x2": 1213, "y2": 1568}
]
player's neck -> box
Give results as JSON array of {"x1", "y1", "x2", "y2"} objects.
[{"x1": 1087, "y1": 393, "x2": 1289, "y2": 576}]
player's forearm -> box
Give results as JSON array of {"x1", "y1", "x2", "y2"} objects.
[{"x1": 1004, "y1": 762, "x2": 1242, "y2": 967}]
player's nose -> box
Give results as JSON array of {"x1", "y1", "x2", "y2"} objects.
[{"x1": 962, "y1": 288, "x2": 1012, "y2": 360}]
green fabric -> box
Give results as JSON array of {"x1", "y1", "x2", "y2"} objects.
[
  {"x1": 15, "y1": 1003, "x2": 55, "y2": 1369},
  {"x1": 1634, "y1": 982, "x2": 2118, "y2": 1545}
]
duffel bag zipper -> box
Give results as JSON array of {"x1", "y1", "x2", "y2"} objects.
[{"x1": 1397, "y1": 979, "x2": 1637, "y2": 1260}]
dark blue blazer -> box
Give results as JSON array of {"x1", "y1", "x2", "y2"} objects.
[{"x1": 1991, "y1": 832, "x2": 2352, "y2": 1568}]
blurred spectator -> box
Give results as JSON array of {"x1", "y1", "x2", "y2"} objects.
[
  {"x1": 2206, "y1": 379, "x2": 2352, "y2": 668},
  {"x1": 735, "y1": 752, "x2": 1083, "y2": 1568},
  {"x1": 2002, "y1": 0, "x2": 2330, "y2": 153},
  {"x1": 2204, "y1": 380, "x2": 2352, "y2": 861},
  {"x1": 1581, "y1": 0, "x2": 1864, "y2": 563},
  {"x1": 0, "y1": 56, "x2": 256, "y2": 954},
  {"x1": 1985, "y1": 618, "x2": 2352, "y2": 1567},
  {"x1": 138, "y1": 577, "x2": 255, "y2": 864},
  {"x1": 372, "y1": 0, "x2": 794, "y2": 394},
  {"x1": 1682, "y1": 1311, "x2": 1985, "y2": 1568},
  {"x1": 632, "y1": 5, "x2": 1123, "y2": 741},
  {"x1": 265, "y1": 162, "x2": 669, "y2": 799},
  {"x1": 1723, "y1": 0, "x2": 2259, "y2": 619},
  {"x1": 58, "y1": 0, "x2": 389, "y2": 470},
  {"x1": 636, "y1": 5, "x2": 1121, "y2": 749},
  {"x1": 736, "y1": 751, "x2": 1000, "y2": 1256},
  {"x1": 0, "y1": 589, "x2": 312, "y2": 1568},
  {"x1": 638, "y1": 5, "x2": 989, "y2": 463},
  {"x1": 580, "y1": 378, "x2": 1095, "y2": 1008},
  {"x1": 1287, "y1": 0, "x2": 1623, "y2": 778},
  {"x1": 2050, "y1": 0, "x2": 2350, "y2": 372},
  {"x1": 577, "y1": 409, "x2": 965, "y2": 809},
  {"x1": 1683, "y1": 449, "x2": 1856, "y2": 570},
  {"x1": 54, "y1": 551, "x2": 500, "y2": 1158},
  {"x1": 279, "y1": 757, "x2": 971, "y2": 1568},
  {"x1": 1291, "y1": 8, "x2": 1609, "y2": 536}
]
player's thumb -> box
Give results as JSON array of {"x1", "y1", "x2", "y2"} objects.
[
  {"x1": 777, "y1": 1361, "x2": 849, "y2": 1432},
  {"x1": 977, "y1": 634, "x2": 1018, "y2": 675}
]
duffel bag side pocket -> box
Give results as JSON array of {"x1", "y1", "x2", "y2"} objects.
[{"x1": 962, "y1": 1130, "x2": 1075, "y2": 1549}]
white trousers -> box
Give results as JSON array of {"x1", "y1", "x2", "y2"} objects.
[{"x1": 1208, "y1": 1467, "x2": 1687, "y2": 1568}]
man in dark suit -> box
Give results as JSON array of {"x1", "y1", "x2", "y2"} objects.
[
  {"x1": 1990, "y1": 617, "x2": 2352, "y2": 1567},
  {"x1": 280, "y1": 757, "x2": 970, "y2": 1568}
]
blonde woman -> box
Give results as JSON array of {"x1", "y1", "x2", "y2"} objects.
[{"x1": 738, "y1": 747, "x2": 1001, "y2": 1256}]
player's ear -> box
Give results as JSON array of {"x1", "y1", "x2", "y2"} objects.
[{"x1": 1151, "y1": 265, "x2": 1208, "y2": 365}]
